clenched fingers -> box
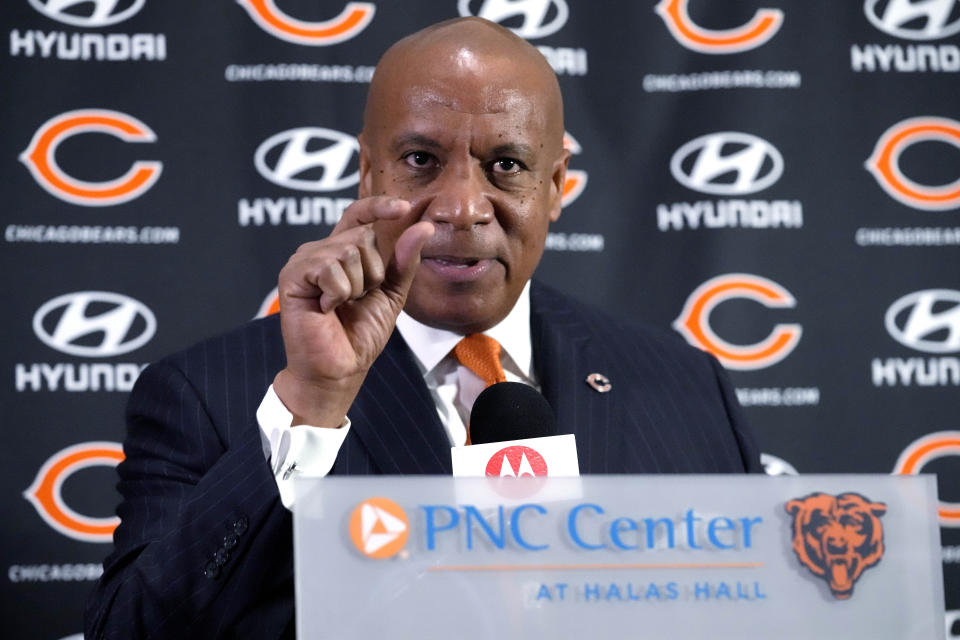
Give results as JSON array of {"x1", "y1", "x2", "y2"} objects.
[{"x1": 279, "y1": 225, "x2": 386, "y2": 313}]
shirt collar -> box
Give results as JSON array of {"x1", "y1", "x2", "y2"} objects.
[{"x1": 395, "y1": 280, "x2": 533, "y2": 380}]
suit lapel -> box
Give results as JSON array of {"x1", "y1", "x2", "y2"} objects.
[
  {"x1": 530, "y1": 283, "x2": 630, "y2": 473},
  {"x1": 347, "y1": 331, "x2": 453, "y2": 474},
  {"x1": 341, "y1": 283, "x2": 638, "y2": 475}
]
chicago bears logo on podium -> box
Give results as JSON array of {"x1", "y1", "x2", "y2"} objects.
[{"x1": 785, "y1": 492, "x2": 886, "y2": 599}]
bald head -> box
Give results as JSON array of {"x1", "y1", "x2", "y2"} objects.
[
  {"x1": 355, "y1": 18, "x2": 570, "y2": 334},
  {"x1": 363, "y1": 18, "x2": 564, "y2": 151}
]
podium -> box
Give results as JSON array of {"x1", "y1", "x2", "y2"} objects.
[{"x1": 293, "y1": 475, "x2": 945, "y2": 639}]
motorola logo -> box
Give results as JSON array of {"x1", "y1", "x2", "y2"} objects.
[
  {"x1": 254, "y1": 127, "x2": 360, "y2": 192},
  {"x1": 458, "y1": 0, "x2": 569, "y2": 39},
  {"x1": 28, "y1": 0, "x2": 147, "y2": 28},
  {"x1": 670, "y1": 132, "x2": 783, "y2": 196},
  {"x1": 885, "y1": 289, "x2": 960, "y2": 353},
  {"x1": 864, "y1": 0, "x2": 960, "y2": 41},
  {"x1": 486, "y1": 445, "x2": 549, "y2": 477},
  {"x1": 32, "y1": 291, "x2": 156, "y2": 358}
]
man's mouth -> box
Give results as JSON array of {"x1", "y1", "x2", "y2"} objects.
[
  {"x1": 430, "y1": 256, "x2": 480, "y2": 268},
  {"x1": 420, "y1": 255, "x2": 496, "y2": 281}
]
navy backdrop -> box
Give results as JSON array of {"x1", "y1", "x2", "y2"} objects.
[{"x1": 2, "y1": 1, "x2": 959, "y2": 637}]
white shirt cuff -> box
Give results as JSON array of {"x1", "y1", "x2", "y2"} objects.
[{"x1": 256, "y1": 384, "x2": 351, "y2": 509}]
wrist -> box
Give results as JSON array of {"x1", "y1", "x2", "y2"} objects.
[{"x1": 272, "y1": 368, "x2": 365, "y2": 428}]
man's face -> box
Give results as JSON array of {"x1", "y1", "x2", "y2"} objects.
[{"x1": 359, "y1": 47, "x2": 568, "y2": 334}]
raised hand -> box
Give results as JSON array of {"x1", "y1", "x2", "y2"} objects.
[{"x1": 272, "y1": 196, "x2": 434, "y2": 427}]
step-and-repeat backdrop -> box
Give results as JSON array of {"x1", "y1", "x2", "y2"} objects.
[{"x1": 2, "y1": 1, "x2": 958, "y2": 637}]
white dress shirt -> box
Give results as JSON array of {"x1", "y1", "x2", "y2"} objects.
[{"x1": 257, "y1": 281, "x2": 537, "y2": 508}]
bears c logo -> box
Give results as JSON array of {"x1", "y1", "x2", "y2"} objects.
[
  {"x1": 349, "y1": 497, "x2": 409, "y2": 559},
  {"x1": 673, "y1": 273, "x2": 801, "y2": 370},
  {"x1": 562, "y1": 132, "x2": 588, "y2": 208},
  {"x1": 256, "y1": 287, "x2": 280, "y2": 318},
  {"x1": 20, "y1": 109, "x2": 162, "y2": 207},
  {"x1": 236, "y1": 1, "x2": 375, "y2": 46},
  {"x1": 654, "y1": 0, "x2": 783, "y2": 54},
  {"x1": 24, "y1": 442, "x2": 124, "y2": 543},
  {"x1": 785, "y1": 492, "x2": 886, "y2": 600},
  {"x1": 894, "y1": 431, "x2": 960, "y2": 527},
  {"x1": 866, "y1": 116, "x2": 960, "y2": 211}
]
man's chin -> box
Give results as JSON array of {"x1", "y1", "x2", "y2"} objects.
[{"x1": 404, "y1": 295, "x2": 508, "y2": 335}]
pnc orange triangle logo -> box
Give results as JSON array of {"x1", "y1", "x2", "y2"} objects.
[{"x1": 349, "y1": 497, "x2": 409, "y2": 559}]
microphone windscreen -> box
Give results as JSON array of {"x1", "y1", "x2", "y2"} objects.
[{"x1": 469, "y1": 382, "x2": 556, "y2": 445}]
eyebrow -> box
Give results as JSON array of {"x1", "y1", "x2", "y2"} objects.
[
  {"x1": 390, "y1": 133, "x2": 443, "y2": 153},
  {"x1": 489, "y1": 143, "x2": 535, "y2": 159}
]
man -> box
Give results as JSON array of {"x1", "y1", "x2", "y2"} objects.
[{"x1": 86, "y1": 17, "x2": 760, "y2": 640}]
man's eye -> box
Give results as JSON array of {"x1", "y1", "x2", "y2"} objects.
[
  {"x1": 491, "y1": 158, "x2": 522, "y2": 174},
  {"x1": 403, "y1": 151, "x2": 435, "y2": 168}
]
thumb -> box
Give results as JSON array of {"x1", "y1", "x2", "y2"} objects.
[{"x1": 382, "y1": 220, "x2": 434, "y2": 301}]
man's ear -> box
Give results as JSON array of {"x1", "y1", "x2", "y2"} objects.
[
  {"x1": 358, "y1": 132, "x2": 372, "y2": 199},
  {"x1": 549, "y1": 147, "x2": 571, "y2": 222}
]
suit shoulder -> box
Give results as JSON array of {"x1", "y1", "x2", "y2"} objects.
[
  {"x1": 532, "y1": 281, "x2": 710, "y2": 366},
  {"x1": 128, "y1": 315, "x2": 285, "y2": 438}
]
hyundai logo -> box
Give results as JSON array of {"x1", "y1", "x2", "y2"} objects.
[
  {"x1": 28, "y1": 0, "x2": 147, "y2": 28},
  {"x1": 458, "y1": 0, "x2": 569, "y2": 39},
  {"x1": 865, "y1": 0, "x2": 960, "y2": 41},
  {"x1": 32, "y1": 291, "x2": 156, "y2": 357},
  {"x1": 885, "y1": 289, "x2": 960, "y2": 353},
  {"x1": 670, "y1": 132, "x2": 784, "y2": 196},
  {"x1": 254, "y1": 127, "x2": 360, "y2": 192}
]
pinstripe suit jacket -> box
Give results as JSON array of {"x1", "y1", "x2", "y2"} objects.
[{"x1": 85, "y1": 282, "x2": 760, "y2": 639}]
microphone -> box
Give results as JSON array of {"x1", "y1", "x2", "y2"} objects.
[
  {"x1": 468, "y1": 382, "x2": 555, "y2": 444},
  {"x1": 450, "y1": 382, "x2": 579, "y2": 478}
]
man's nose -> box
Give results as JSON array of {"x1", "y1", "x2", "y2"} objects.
[{"x1": 422, "y1": 163, "x2": 494, "y2": 228}]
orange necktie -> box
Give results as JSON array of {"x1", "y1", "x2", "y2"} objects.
[
  {"x1": 454, "y1": 333, "x2": 507, "y2": 387},
  {"x1": 454, "y1": 334, "x2": 507, "y2": 444}
]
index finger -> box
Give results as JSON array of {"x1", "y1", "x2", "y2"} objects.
[{"x1": 333, "y1": 196, "x2": 411, "y2": 234}]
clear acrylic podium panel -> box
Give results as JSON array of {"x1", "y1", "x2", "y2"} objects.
[{"x1": 293, "y1": 475, "x2": 944, "y2": 640}]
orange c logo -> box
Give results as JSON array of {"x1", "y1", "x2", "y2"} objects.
[
  {"x1": 236, "y1": 1, "x2": 375, "y2": 46},
  {"x1": 23, "y1": 441, "x2": 124, "y2": 543},
  {"x1": 893, "y1": 431, "x2": 960, "y2": 527},
  {"x1": 562, "y1": 132, "x2": 588, "y2": 208},
  {"x1": 19, "y1": 109, "x2": 162, "y2": 207},
  {"x1": 866, "y1": 116, "x2": 960, "y2": 211},
  {"x1": 654, "y1": 0, "x2": 783, "y2": 54},
  {"x1": 349, "y1": 497, "x2": 409, "y2": 559},
  {"x1": 673, "y1": 273, "x2": 802, "y2": 370},
  {"x1": 256, "y1": 287, "x2": 280, "y2": 318}
]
